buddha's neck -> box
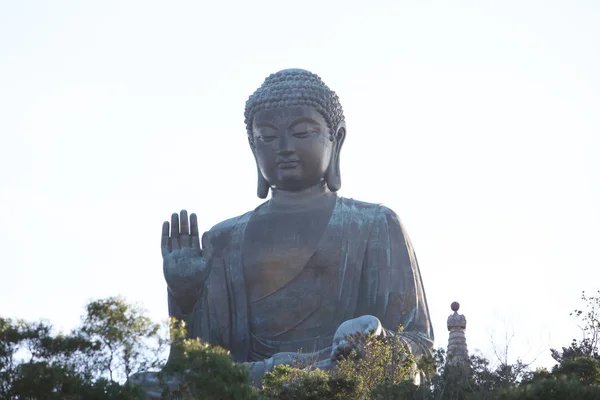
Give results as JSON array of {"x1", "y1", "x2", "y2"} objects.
[{"x1": 268, "y1": 182, "x2": 335, "y2": 211}]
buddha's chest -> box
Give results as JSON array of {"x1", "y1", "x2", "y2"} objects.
[{"x1": 242, "y1": 205, "x2": 337, "y2": 302}]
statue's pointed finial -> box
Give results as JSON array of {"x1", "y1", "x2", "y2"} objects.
[{"x1": 447, "y1": 301, "x2": 469, "y2": 366}]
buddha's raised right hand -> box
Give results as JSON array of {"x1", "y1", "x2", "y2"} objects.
[{"x1": 161, "y1": 210, "x2": 210, "y2": 304}]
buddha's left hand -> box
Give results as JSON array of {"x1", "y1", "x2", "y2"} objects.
[{"x1": 330, "y1": 315, "x2": 384, "y2": 361}]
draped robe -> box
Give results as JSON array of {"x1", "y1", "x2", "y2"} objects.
[{"x1": 167, "y1": 196, "x2": 434, "y2": 378}]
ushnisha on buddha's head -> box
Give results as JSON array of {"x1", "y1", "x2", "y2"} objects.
[{"x1": 245, "y1": 69, "x2": 347, "y2": 198}]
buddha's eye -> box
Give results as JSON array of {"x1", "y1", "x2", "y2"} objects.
[
  {"x1": 259, "y1": 135, "x2": 277, "y2": 143},
  {"x1": 292, "y1": 131, "x2": 317, "y2": 139}
]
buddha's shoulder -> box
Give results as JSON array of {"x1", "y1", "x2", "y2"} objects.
[
  {"x1": 338, "y1": 197, "x2": 399, "y2": 220},
  {"x1": 206, "y1": 212, "x2": 251, "y2": 236},
  {"x1": 201, "y1": 212, "x2": 252, "y2": 254}
]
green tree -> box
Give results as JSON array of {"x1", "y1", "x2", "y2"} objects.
[
  {"x1": 370, "y1": 380, "x2": 431, "y2": 400},
  {"x1": 429, "y1": 350, "x2": 494, "y2": 400},
  {"x1": 498, "y1": 375, "x2": 600, "y2": 400},
  {"x1": 80, "y1": 296, "x2": 167, "y2": 383},
  {"x1": 551, "y1": 356, "x2": 600, "y2": 385},
  {"x1": 5, "y1": 292, "x2": 600, "y2": 399},
  {"x1": 0, "y1": 317, "x2": 144, "y2": 400},
  {"x1": 0, "y1": 297, "x2": 166, "y2": 400},
  {"x1": 261, "y1": 329, "x2": 422, "y2": 400},
  {"x1": 262, "y1": 364, "x2": 359, "y2": 400},
  {"x1": 335, "y1": 330, "x2": 418, "y2": 398},
  {"x1": 551, "y1": 291, "x2": 600, "y2": 363},
  {"x1": 159, "y1": 320, "x2": 260, "y2": 400}
]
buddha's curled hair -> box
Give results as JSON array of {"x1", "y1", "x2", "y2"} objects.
[{"x1": 244, "y1": 69, "x2": 345, "y2": 141}]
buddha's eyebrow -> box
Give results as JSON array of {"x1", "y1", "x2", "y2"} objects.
[
  {"x1": 254, "y1": 122, "x2": 278, "y2": 130},
  {"x1": 288, "y1": 117, "x2": 321, "y2": 128}
]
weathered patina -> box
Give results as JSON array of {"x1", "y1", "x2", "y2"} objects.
[{"x1": 160, "y1": 69, "x2": 434, "y2": 384}]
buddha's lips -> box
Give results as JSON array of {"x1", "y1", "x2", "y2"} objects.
[{"x1": 277, "y1": 160, "x2": 300, "y2": 169}]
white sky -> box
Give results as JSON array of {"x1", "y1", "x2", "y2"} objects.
[{"x1": 1, "y1": 0, "x2": 599, "y2": 369}]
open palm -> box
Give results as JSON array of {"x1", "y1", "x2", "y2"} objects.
[{"x1": 161, "y1": 210, "x2": 209, "y2": 297}]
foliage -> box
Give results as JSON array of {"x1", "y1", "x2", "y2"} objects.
[
  {"x1": 429, "y1": 351, "x2": 495, "y2": 400},
  {"x1": 335, "y1": 329, "x2": 418, "y2": 397},
  {"x1": 497, "y1": 375, "x2": 600, "y2": 400},
  {"x1": 370, "y1": 380, "x2": 430, "y2": 400},
  {"x1": 158, "y1": 320, "x2": 260, "y2": 400},
  {"x1": 0, "y1": 297, "x2": 166, "y2": 400},
  {"x1": 262, "y1": 365, "x2": 359, "y2": 400},
  {"x1": 0, "y1": 317, "x2": 100, "y2": 399},
  {"x1": 261, "y1": 330, "x2": 421, "y2": 400},
  {"x1": 551, "y1": 290, "x2": 600, "y2": 363},
  {"x1": 551, "y1": 356, "x2": 600, "y2": 385},
  {"x1": 80, "y1": 296, "x2": 166, "y2": 382},
  {"x1": 2, "y1": 292, "x2": 600, "y2": 399}
]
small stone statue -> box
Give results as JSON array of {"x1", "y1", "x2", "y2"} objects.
[
  {"x1": 144, "y1": 69, "x2": 434, "y2": 391},
  {"x1": 446, "y1": 302, "x2": 469, "y2": 366}
]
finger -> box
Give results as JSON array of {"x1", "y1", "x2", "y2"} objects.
[
  {"x1": 180, "y1": 210, "x2": 189, "y2": 236},
  {"x1": 170, "y1": 213, "x2": 180, "y2": 250},
  {"x1": 161, "y1": 221, "x2": 170, "y2": 255},
  {"x1": 190, "y1": 213, "x2": 200, "y2": 249},
  {"x1": 179, "y1": 210, "x2": 190, "y2": 247}
]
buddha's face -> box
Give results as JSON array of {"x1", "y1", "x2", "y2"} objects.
[{"x1": 252, "y1": 106, "x2": 334, "y2": 191}]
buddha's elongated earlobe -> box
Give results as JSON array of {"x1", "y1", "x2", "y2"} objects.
[
  {"x1": 326, "y1": 123, "x2": 346, "y2": 192},
  {"x1": 256, "y1": 162, "x2": 270, "y2": 199},
  {"x1": 249, "y1": 137, "x2": 270, "y2": 199}
]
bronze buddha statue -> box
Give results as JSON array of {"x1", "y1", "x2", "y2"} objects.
[{"x1": 161, "y1": 69, "x2": 434, "y2": 384}]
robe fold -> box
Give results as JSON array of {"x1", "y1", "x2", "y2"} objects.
[{"x1": 167, "y1": 196, "x2": 434, "y2": 372}]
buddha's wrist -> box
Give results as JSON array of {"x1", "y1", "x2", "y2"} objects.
[
  {"x1": 167, "y1": 279, "x2": 205, "y2": 297},
  {"x1": 168, "y1": 286, "x2": 204, "y2": 315}
]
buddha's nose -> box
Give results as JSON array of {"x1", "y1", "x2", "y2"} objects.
[
  {"x1": 276, "y1": 148, "x2": 295, "y2": 156},
  {"x1": 276, "y1": 135, "x2": 295, "y2": 156}
]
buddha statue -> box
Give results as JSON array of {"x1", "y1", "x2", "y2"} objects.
[{"x1": 160, "y1": 69, "x2": 434, "y2": 384}]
